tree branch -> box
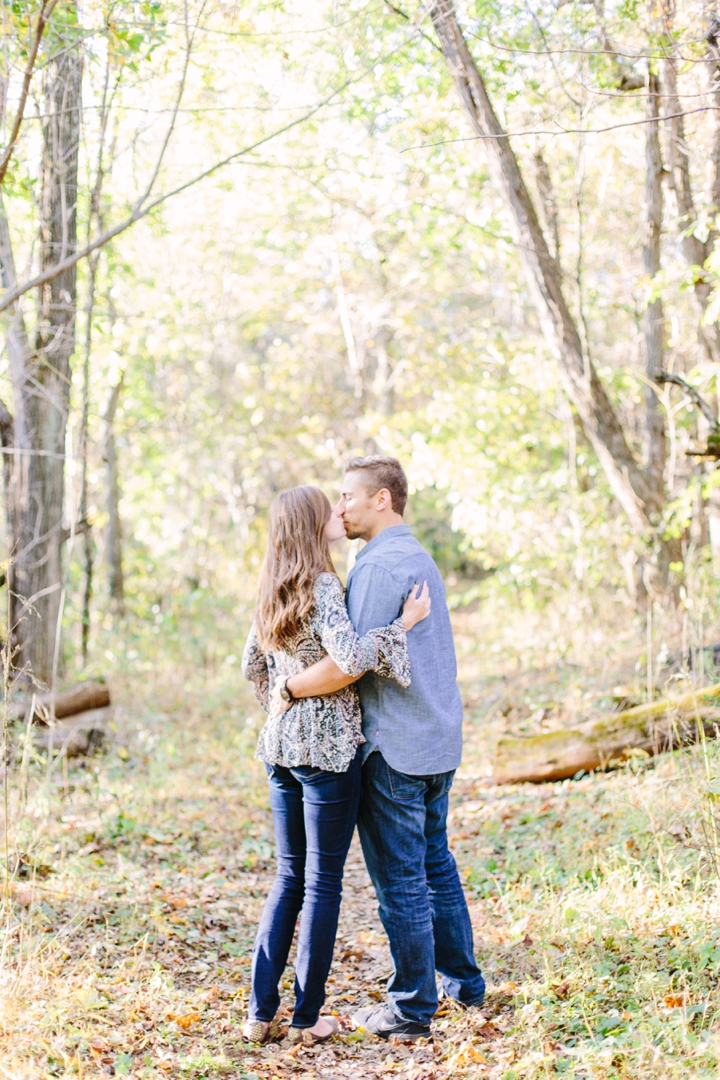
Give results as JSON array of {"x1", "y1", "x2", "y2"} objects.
[
  {"x1": 383, "y1": 0, "x2": 442, "y2": 53},
  {"x1": 656, "y1": 370, "x2": 719, "y2": 429},
  {"x1": 0, "y1": 0, "x2": 60, "y2": 188},
  {"x1": 0, "y1": 36, "x2": 418, "y2": 317}
]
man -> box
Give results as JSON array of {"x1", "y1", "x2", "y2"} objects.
[{"x1": 274, "y1": 456, "x2": 485, "y2": 1040}]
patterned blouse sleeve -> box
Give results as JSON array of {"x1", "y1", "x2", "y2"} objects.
[
  {"x1": 315, "y1": 574, "x2": 411, "y2": 688},
  {"x1": 242, "y1": 624, "x2": 270, "y2": 711}
]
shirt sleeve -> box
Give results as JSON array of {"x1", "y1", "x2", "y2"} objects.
[
  {"x1": 241, "y1": 624, "x2": 270, "y2": 711},
  {"x1": 347, "y1": 560, "x2": 406, "y2": 634},
  {"x1": 315, "y1": 574, "x2": 411, "y2": 688}
]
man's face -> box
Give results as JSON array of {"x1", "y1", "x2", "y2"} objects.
[{"x1": 337, "y1": 471, "x2": 379, "y2": 541}]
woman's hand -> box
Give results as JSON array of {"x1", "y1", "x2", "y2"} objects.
[
  {"x1": 269, "y1": 681, "x2": 293, "y2": 717},
  {"x1": 402, "y1": 581, "x2": 431, "y2": 630}
]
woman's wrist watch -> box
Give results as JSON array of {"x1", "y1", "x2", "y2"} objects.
[{"x1": 278, "y1": 676, "x2": 295, "y2": 704}]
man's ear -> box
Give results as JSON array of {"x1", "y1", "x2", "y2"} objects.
[{"x1": 376, "y1": 488, "x2": 392, "y2": 512}]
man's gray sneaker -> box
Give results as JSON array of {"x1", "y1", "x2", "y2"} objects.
[{"x1": 351, "y1": 1004, "x2": 431, "y2": 1041}]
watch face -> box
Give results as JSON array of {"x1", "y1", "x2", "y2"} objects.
[{"x1": 280, "y1": 684, "x2": 291, "y2": 702}]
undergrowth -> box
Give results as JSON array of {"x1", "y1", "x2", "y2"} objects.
[{"x1": 1, "y1": 596, "x2": 719, "y2": 1078}]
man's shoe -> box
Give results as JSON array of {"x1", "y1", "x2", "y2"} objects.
[{"x1": 351, "y1": 1004, "x2": 431, "y2": 1041}]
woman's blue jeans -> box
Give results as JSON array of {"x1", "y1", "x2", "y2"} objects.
[{"x1": 249, "y1": 749, "x2": 361, "y2": 1028}]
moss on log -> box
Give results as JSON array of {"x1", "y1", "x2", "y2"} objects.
[{"x1": 493, "y1": 682, "x2": 720, "y2": 784}]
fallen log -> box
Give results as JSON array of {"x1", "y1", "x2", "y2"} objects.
[
  {"x1": 16, "y1": 680, "x2": 110, "y2": 723},
  {"x1": 493, "y1": 682, "x2": 720, "y2": 784},
  {"x1": 32, "y1": 706, "x2": 114, "y2": 757}
]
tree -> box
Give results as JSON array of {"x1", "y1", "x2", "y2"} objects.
[{"x1": 427, "y1": 0, "x2": 666, "y2": 538}]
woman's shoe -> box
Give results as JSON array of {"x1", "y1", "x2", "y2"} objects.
[
  {"x1": 287, "y1": 1015, "x2": 339, "y2": 1045},
  {"x1": 242, "y1": 1019, "x2": 273, "y2": 1044}
]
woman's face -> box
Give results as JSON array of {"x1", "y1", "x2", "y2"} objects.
[{"x1": 324, "y1": 504, "x2": 347, "y2": 543}]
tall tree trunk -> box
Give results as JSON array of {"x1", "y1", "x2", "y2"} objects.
[
  {"x1": 104, "y1": 379, "x2": 124, "y2": 615},
  {"x1": 11, "y1": 22, "x2": 82, "y2": 683},
  {"x1": 663, "y1": 55, "x2": 720, "y2": 363},
  {"x1": 428, "y1": 0, "x2": 659, "y2": 535},
  {"x1": 0, "y1": 195, "x2": 33, "y2": 659},
  {"x1": 643, "y1": 71, "x2": 666, "y2": 492}
]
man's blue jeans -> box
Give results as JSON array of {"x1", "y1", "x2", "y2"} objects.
[
  {"x1": 357, "y1": 751, "x2": 485, "y2": 1025},
  {"x1": 249, "y1": 749, "x2": 361, "y2": 1028}
]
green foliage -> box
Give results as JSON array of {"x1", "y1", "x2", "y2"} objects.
[{"x1": 0, "y1": 0, "x2": 718, "y2": 670}]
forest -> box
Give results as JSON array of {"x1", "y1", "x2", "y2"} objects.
[{"x1": 1, "y1": 0, "x2": 720, "y2": 1076}]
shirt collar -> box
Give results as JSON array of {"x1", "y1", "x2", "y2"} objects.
[{"x1": 355, "y1": 523, "x2": 412, "y2": 562}]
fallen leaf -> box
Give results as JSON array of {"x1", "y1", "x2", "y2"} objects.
[
  {"x1": 168, "y1": 1011, "x2": 202, "y2": 1029},
  {"x1": 447, "y1": 1041, "x2": 487, "y2": 1069}
]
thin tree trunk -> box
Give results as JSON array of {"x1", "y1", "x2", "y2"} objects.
[
  {"x1": 704, "y1": 7, "x2": 720, "y2": 226},
  {"x1": 663, "y1": 54, "x2": 720, "y2": 362},
  {"x1": 79, "y1": 258, "x2": 96, "y2": 665},
  {"x1": 0, "y1": 398, "x2": 14, "y2": 573},
  {"x1": 104, "y1": 379, "x2": 124, "y2": 615},
  {"x1": 12, "y1": 22, "x2": 82, "y2": 683},
  {"x1": 79, "y1": 58, "x2": 113, "y2": 665},
  {"x1": 533, "y1": 146, "x2": 560, "y2": 263},
  {"x1": 429, "y1": 0, "x2": 658, "y2": 534},
  {"x1": 643, "y1": 71, "x2": 666, "y2": 492}
]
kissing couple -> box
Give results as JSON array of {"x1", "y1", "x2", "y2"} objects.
[{"x1": 241, "y1": 455, "x2": 485, "y2": 1046}]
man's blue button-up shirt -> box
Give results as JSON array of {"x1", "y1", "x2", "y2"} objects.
[{"x1": 346, "y1": 524, "x2": 463, "y2": 776}]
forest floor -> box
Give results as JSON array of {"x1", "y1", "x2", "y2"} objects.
[{"x1": 2, "y1": 600, "x2": 720, "y2": 1079}]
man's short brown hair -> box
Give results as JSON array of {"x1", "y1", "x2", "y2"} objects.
[{"x1": 345, "y1": 455, "x2": 408, "y2": 515}]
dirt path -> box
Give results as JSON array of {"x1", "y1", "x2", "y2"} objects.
[
  {"x1": 5, "y1": 695, "x2": 718, "y2": 1079},
  {"x1": 240, "y1": 833, "x2": 516, "y2": 1080}
]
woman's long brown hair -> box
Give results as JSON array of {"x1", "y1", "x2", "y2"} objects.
[{"x1": 254, "y1": 486, "x2": 337, "y2": 649}]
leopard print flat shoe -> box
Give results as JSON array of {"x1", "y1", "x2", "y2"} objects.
[{"x1": 242, "y1": 1019, "x2": 272, "y2": 1044}]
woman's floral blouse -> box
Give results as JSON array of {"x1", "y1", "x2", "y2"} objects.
[{"x1": 242, "y1": 572, "x2": 411, "y2": 772}]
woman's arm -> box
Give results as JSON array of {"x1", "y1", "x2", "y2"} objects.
[
  {"x1": 288, "y1": 654, "x2": 357, "y2": 697},
  {"x1": 271, "y1": 578, "x2": 430, "y2": 712},
  {"x1": 315, "y1": 574, "x2": 424, "y2": 686},
  {"x1": 241, "y1": 624, "x2": 271, "y2": 711}
]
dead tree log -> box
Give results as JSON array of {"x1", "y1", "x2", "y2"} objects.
[
  {"x1": 15, "y1": 679, "x2": 110, "y2": 722},
  {"x1": 493, "y1": 682, "x2": 720, "y2": 784},
  {"x1": 33, "y1": 704, "x2": 112, "y2": 756}
]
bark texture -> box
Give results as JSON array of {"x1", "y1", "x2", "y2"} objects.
[
  {"x1": 10, "y1": 28, "x2": 83, "y2": 682},
  {"x1": 643, "y1": 72, "x2": 666, "y2": 491},
  {"x1": 494, "y1": 682, "x2": 720, "y2": 784}
]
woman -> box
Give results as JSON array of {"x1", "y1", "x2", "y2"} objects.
[{"x1": 241, "y1": 485, "x2": 430, "y2": 1046}]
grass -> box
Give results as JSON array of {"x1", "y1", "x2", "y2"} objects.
[{"x1": 1, "y1": 596, "x2": 720, "y2": 1078}]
